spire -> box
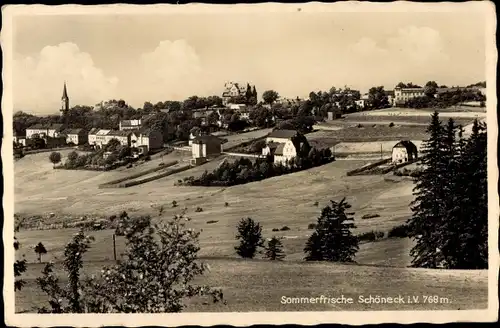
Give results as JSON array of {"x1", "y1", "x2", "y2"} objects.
[{"x1": 62, "y1": 81, "x2": 68, "y2": 100}]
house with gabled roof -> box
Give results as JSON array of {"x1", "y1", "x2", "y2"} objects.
[
  {"x1": 262, "y1": 129, "x2": 309, "y2": 165},
  {"x1": 105, "y1": 130, "x2": 134, "y2": 147},
  {"x1": 62, "y1": 128, "x2": 88, "y2": 145},
  {"x1": 265, "y1": 129, "x2": 299, "y2": 144},
  {"x1": 392, "y1": 140, "x2": 418, "y2": 164},
  {"x1": 131, "y1": 128, "x2": 163, "y2": 151},
  {"x1": 26, "y1": 123, "x2": 65, "y2": 139}
]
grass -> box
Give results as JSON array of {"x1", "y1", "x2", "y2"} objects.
[
  {"x1": 16, "y1": 256, "x2": 487, "y2": 312},
  {"x1": 308, "y1": 125, "x2": 430, "y2": 143},
  {"x1": 12, "y1": 143, "x2": 488, "y2": 313}
]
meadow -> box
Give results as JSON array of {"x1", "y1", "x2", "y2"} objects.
[{"x1": 12, "y1": 108, "x2": 489, "y2": 312}]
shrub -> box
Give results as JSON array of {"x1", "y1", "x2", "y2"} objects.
[
  {"x1": 388, "y1": 224, "x2": 410, "y2": 238},
  {"x1": 264, "y1": 237, "x2": 286, "y2": 260},
  {"x1": 357, "y1": 124, "x2": 363, "y2": 128},
  {"x1": 235, "y1": 218, "x2": 264, "y2": 259},
  {"x1": 361, "y1": 213, "x2": 380, "y2": 220},
  {"x1": 206, "y1": 220, "x2": 218, "y2": 224},
  {"x1": 389, "y1": 122, "x2": 395, "y2": 127},
  {"x1": 313, "y1": 201, "x2": 319, "y2": 207},
  {"x1": 172, "y1": 200, "x2": 178, "y2": 208},
  {"x1": 307, "y1": 223, "x2": 317, "y2": 230},
  {"x1": 195, "y1": 207, "x2": 203, "y2": 212},
  {"x1": 304, "y1": 198, "x2": 359, "y2": 262},
  {"x1": 34, "y1": 242, "x2": 48, "y2": 263},
  {"x1": 224, "y1": 202, "x2": 229, "y2": 207},
  {"x1": 272, "y1": 228, "x2": 280, "y2": 232},
  {"x1": 280, "y1": 226, "x2": 291, "y2": 231},
  {"x1": 357, "y1": 230, "x2": 385, "y2": 242}
]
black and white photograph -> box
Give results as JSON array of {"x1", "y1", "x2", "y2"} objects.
[{"x1": 2, "y1": 2, "x2": 498, "y2": 326}]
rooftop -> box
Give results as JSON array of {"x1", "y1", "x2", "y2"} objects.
[{"x1": 267, "y1": 129, "x2": 298, "y2": 139}]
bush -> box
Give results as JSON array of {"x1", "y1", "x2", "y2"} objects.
[
  {"x1": 307, "y1": 223, "x2": 317, "y2": 230},
  {"x1": 272, "y1": 228, "x2": 280, "y2": 232},
  {"x1": 224, "y1": 202, "x2": 229, "y2": 207},
  {"x1": 389, "y1": 122, "x2": 395, "y2": 127},
  {"x1": 280, "y1": 226, "x2": 290, "y2": 231},
  {"x1": 357, "y1": 124, "x2": 363, "y2": 128},
  {"x1": 206, "y1": 220, "x2": 218, "y2": 224},
  {"x1": 361, "y1": 213, "x2": 380, "y2": 220},
  {"x1": 357, "y1": 230, "x2": 385, "y2": 242},
  {"x1": 388, "y1": 224, "x2": 410, "y2": 238},
  {"x1": 235, "y1": 218, "x2": 264, "y2": 259},
  {"x1": 195, "y1": 207, "x2": 203, "y2": 212},
  {"x1": 313, "y1": 201, "x2": 319, "y2": 207},
  {"x1": 172, "y1": 200, "x2": 178, "y2": 208}
]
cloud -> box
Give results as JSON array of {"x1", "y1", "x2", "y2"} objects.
[
  {"x1": 347, "y1": 26, "x2": 451, "y2": 89},
  {"x1": 13, "y1": 42, "x2": 119, "y2": 113},
  {"x1": 129, "y1": 39, "x2": 214, "y2": 104}
]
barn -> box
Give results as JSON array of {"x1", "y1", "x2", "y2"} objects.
[{"x1": 392, "y1": 140, "x2": 418, "y2": 164}]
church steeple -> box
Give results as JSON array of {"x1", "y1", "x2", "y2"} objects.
[{"x1": 61, "y1": 81, "x2": 69, "y2": 116}]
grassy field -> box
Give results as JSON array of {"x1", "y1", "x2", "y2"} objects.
[
  {"x1": 12, "y1": 126, "x2": 488, "y2": 313},
  {"x1": 16, "y1": 255, "x2": 487, "y2": 312},
  {"x1": 222, "y1": 128, "x2": 273, "y2": 150},
  {"x1": 308, "y1": 125, "x2": 429, "y2": 143}
]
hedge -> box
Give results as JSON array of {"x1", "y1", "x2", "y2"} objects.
[{"x1": 99, "y1": 160, "x2": 178, "y2": 187}]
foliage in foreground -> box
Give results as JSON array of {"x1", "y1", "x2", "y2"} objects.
[
  {"x1": 304, "y1": 198, "x2": 359, "y2": 262},
  {"x1": 14, "y1": 237, "x2": 27, "y2": 292},
  {"x1": 36, "y1": 214, "x2": 224, "y2": 313},
  {"x1": 408, "y1": 113, "x2": 487, "y2": 269}
]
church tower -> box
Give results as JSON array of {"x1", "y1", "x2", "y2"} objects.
[{"x1": 61, "y1": 82, "x2": 69, "y2": 116}]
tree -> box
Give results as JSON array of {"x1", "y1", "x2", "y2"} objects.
[
  {"x1": 396, "y1": 82, "x2": 407, "y2": 88},
  {"x1": 67, "y1": 151, "x2": 79, "y2": 163},
  {"x1": 367, "y1": 86, "x2": 389, "y2": 109},
  {"x1": 37, "y1": 214, "x2": 223, "y2": 313},
  {"x1": 14, "y1": 237, "x2": 27, "y2": 291},
  {"x1": 105, "y1": 138, "x2": 121, "y2": 152},
  {"x1": 424, "y1": 81, "x2": 438, "y2": 97},
  {"x1": 49, "y1": 152, "x2": 62, "y2": 168},
  {"x1": 262, "y1": 90, "x2": 279, "y2": 106},
  {"x1": 105, "y1": 153, "x2": 118, "y2": 166},
  {"x1": 234, "y1": 218, "x2": 264, "y2": 258},
  {"x1": 304, "y1": 198, "x2": 359, "y2": 262},
  {"x1": 84, "y1": 214, "x2": 224, "y2": 312},
  {"x1": 407, "y1": 111, "x2": 448, "y2": 268},
  {"x1": 37, "y1": 230, "x2": 95, "y2": 313},
  {"x1": 34, "y1": 242, "x2": 48, "y2": 263},
  {"x1": 264, "y1": 237, "x2": 286, "y2": 260}
]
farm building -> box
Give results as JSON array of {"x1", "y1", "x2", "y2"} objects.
[
  {"x1": 265, "y1": 129, "x2": 299, "y2": 144},
  {"x1": 392, "y1": 140, "x2": 418, "y2": 164},
  {"x1": 191, "y1": 135, "x2": 223, "y2": 166}
]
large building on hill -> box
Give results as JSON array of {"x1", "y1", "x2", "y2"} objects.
[{"x1": 393, "y1": 87, "x2": 425, "y2": 105}]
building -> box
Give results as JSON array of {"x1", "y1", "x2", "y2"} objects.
[
  {"x1": 354, "y1": 99, "x2": 366, "y2": 109},
  {"x1": 392, "y1": 140, "x2": 418, "y2": 164},
  {"x1": 393, "y1": 87, "x2": 425, "y2": 105},
  {"x1": 26, "y1": 123, "x2": 65, "y2": 139},
  {"x1": 385, "y1": 90, "x2": 396, "y2": 106},
  {"x1": 191, "y1": 135, "x2": 223, "y2": 166},
  {"x1": 87, "y1": 128, "x2": 99, "y2": 146},
  {"x1": 222, "y1": 81, "x2": 249, "y2": 106},
  {"x1": 131, "y1": 129, "x2": 163, "y2": 151},
  {"x1": 262, "y1": 129, "x2": 308, "y2": 165},
  {"x1": 119, "y1": 119, "x2": 142, "y2": 131},
  {"x1": 63, "y1": 128, "x2": 88, "y2": 145},
  {"x1": 105, "y1": 130, "x2": 133, "y2": 147},
  {"x1": 94, "y1": 129, "x2": 111, "y2": 148},
  {"x1": 327, "y1": 109, "x2": 342, "y2": 120},
  {"x1": 266, "y1": 129, "x2": 299, "y2": 144},
  {"x1": 61, "y1": 82, "x2": 69, "y2": 116},
  {"x1": 13, "y1": 130, "x2": 26, "y2": 146}
]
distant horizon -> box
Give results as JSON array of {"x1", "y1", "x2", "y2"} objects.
[
  {"x1": 11, "y1": 7, "x2": 488, "y2": 114},
  {"x1": 14, "y1": 78, "x2": 487, "y2": 117}
]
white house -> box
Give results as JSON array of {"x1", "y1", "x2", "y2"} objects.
[
  {"x1": 273, "y1": 139, "x2": 299, "y2": 165},
  {"x1": 26, "y1": 123, "x2": 64, "y2": 139},
  {"x1": 392, "y1": 140, "x2": 418, "y2": 164},
  {"x1": 265, "y1": 129, "x2": 298, "y2": 144},
  {"x1": 94, "y1": 129, "x2": 111, "y2": 148},
  {"x1": 119, "y1": 119, "x2": 142, "y2": 131},
  {"x1": 131, "y1": 129, "x2": 163, "y2": 151},
  {"x1": 105, "y1": 130, "x2": 133, "y2": 147}
]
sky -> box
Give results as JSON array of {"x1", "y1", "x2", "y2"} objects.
[{"x1": 11, "y1": 8, "x2": 488, "y2": 114}]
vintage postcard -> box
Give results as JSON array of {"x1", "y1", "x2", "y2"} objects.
[{"x1": 2, "y1": 2, "x2": 498, "y2": 326}]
